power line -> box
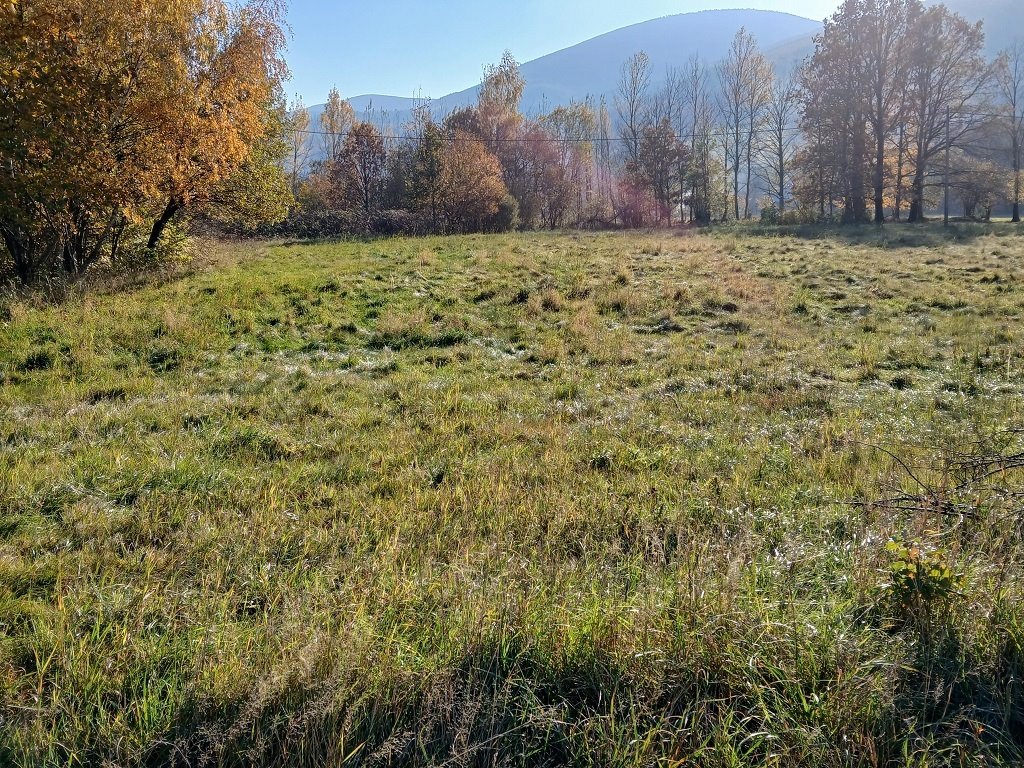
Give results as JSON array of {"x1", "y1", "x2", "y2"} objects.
[
  {"x1": 296, "y1": 124, "x2": 813, "y2": 144},
  {"x1": 292, "y1": 109, "x2": 1020, "y2": 146}
]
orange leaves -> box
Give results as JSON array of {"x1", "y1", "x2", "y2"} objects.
[
  {"x1": 437, "y1": 130, "x2": 509, "y2": 230},
  {"x1": 1, "y1": 0, "x2": 288, "y2": 274}
]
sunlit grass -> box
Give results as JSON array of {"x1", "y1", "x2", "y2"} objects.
[{"x1": 1, "y1": 226, "x2": 1023, "y2": 766}]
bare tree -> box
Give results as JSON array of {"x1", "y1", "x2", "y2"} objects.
[
  {"x1": 616, "y1": 52, "x2": 651, "y2": 167},
  {"x1": 286, "y1": 95, "x2": 312, "y2": 196},
  {"x1": 997, "y1": 40, "x2": 1024, "y2": 222},
  {"x1": 336, "y1": 121, "x2": 386, "y2": 213},
  {"x1": 649, "y1": 66, "x2": 686, "y2": 132},
  {"x1": 756, "y1": 72, "x2": 800, "y2": 213},
  {"x1": 594, "y1": 97, "x2": 615, "y2": 221},
  {"x1": 718, "y1": 28, "x2": 771, "y2": 220},
  {"x1": 684, "y1": 56, "x2": 718, "y2": 224}
]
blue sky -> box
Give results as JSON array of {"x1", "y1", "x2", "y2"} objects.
[{"x1": 284, "y1": 1, "x2": 839, "y2": 106}]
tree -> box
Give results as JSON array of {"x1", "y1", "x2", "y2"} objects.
[
  {"x1": 143, "y1": 0, "x2": 289, "y2": 248},
  {"x1": 800, "y1": 8, "x2": 870, "y2": 223},
  {"x1": 793, "y1": 117, "x2": 842, "y2": 220},
  {"x1": 336, "y1": 121, "x2": 386, "y2": 213},
  {"x1": 756, "y1": 73, "x2": 800, "y2": 214},
  {"x1": 718, "y1": 29, "x2": 772, "y2": 220},
  {"x1": 860, "y1": 0, "x2": 921, "y2": 223},
  {"x1": 1, "y1": 0, "x2": 111, "y2": 280},
  {"x1": 0, "y1": 0, "x2": 288, "y2": 280},
  {"x1": 591, "y1": 98, "x2": 617, "y2": 225},
  {"x1": 997, "y1": 41, "x2": 1024, "y2": 222},
  {"x1": 542, "y1": 102, "x2": 597, "y2": 227},
  {"x1": 204, "y1": 105, "x2": 292, "y2": 233},
  {"x1": 0, "y1": 0, "x2": 183, "y2": 278},
  {"x1": 683, "y1": 56, "x2": 719, "y2": 224},
  {"x1": 905, "y1": 6, "x2": 989, "y2": 222},
  {"x1": 478, "y1": 50, "x2": 525, "y2": 138},
  {"x1": 320, "y1": 87, "x2": 355, "y2": 166},
  {"x1": 286, "y1": 95, "x2": 312, "y2": 197},
  {"x1": 616, "y1": 52, "x2": 652, "y2": 168},
  {"x1": 476, "y1": 52, "x2": 536, "y2": 224},
  {"x1": 408, "y1": 106, "x2": 444, "y2": 228},
  {"x1": 637, "y1": 118, "x2": 686, "y2": 225},
  {"x1": 437, "y1": 130, "x2": 509, "y2": 232},
  {"x1": 951, "y1": 151, "x2": 1010, "y2": 219}
]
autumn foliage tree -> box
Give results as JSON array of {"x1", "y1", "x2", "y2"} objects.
[
  {"x1": 437, "y1": 130, "x2": 509, "y2": 233},
  {"x1": 800, "y1": 0, "x2": 990, "y2": 223},
  {"x1": 335, "y1": 121, "x2": 387, "y2": 213},
  {"x1": 0, "y1": 0, "x2": 290, "y2": 283}
]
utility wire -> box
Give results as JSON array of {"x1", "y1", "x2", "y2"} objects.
[{"x1": 292, "y1": 109, "x2": 1021, "y2": 146}]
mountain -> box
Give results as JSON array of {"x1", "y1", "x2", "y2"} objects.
[
  {"x1": 306, "y1": 9, "x2": 822, "y2": 132},
  {"x1": 940, "y1": 0, "x2": 1020, "y2": 54},
  {"x1": 462, "y1": 9, "x2": 821, "y2": 114},
  {"x1": 304, "y1": 1, "x2": 1018, "y2": 137}
]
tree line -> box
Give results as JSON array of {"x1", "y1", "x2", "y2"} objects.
[
  {"x1": 2, "y1": 0, "x2": 1023, "y2": 284},
  {"x1": 286, "y1": 0, "x2": 1022, "y2": 236}
]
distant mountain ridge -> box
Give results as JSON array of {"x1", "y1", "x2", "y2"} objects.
[
  {"x1": 307, "y1": 1, "x2": 1017, "y2": 134},
  {"x1": 307, "y1": 9, "x2": 821, "y2": 133}
]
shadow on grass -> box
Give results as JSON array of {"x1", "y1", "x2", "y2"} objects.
[
  {"x1": 745, "y1": 221, "x2": 1023, "y2": 249},
  {"x1": 138, "y1": 631, "x2": 1024, "y2": 768}
]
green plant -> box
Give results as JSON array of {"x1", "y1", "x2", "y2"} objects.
[{"x1": 883, "y1": 539, "x2": 961, "y2": 622}]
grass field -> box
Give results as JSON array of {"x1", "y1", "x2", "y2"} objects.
[{"x1": 2, "y1": 226, "x2": 1024, "y2": 766}]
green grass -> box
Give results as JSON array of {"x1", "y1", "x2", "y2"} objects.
[{"x1": 1, "y1": 226, "x2": 1024, "y2": 766}]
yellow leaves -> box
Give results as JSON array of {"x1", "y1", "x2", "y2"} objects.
[{"x1": 3, "y1": 0, "x2": 286, "y2": 253}]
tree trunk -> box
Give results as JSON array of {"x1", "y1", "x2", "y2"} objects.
[
  {"x1": 1, "y1": 227, "x2": 32, "y2": 284},
  {"x1": 874, "y1": 121, "x2": 885, "y2": 223},
  {"x1": 743, "y1": 131, "x2": 754, "y2": 219},
  {"x1": 733, "y1": 131, "x2": 740, "y2": 221},
  {"x1": 148, "y1": 199, "x2": 180, "y2": 249},
  {"x1": 62, "y1": 242, "x2": 79, "y2": 274},
  {"x1": 849, "y1": 124, "x2": 867, "y2": 224},
  {"x1": 1014, "y1": 132, "x2": 1021, "y2": 223},
  {"x1": 1014, "y1": 156, "x2": 1021, "y2": 223},
  {"x1": 907, "y1": 161, "x2": 926, "y2": 223},
  {"x1": 777, "y1": 136, "x2": 786, "y2": 214}
]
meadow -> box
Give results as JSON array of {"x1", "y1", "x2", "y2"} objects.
[{"x1": 1, "y1": 226, "x2": 1023, "y2": 766}]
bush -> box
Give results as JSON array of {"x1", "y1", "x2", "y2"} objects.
[
  {"x1": 281, "y1": 209, "x2": 369, "y2": 239},
  {"x1": 484, "y1": 195, "x2": 520, "y2": 233},
  {"x1": 116, "y1": 223, "x2": 193, "y2": 270},
  {"x1": 783, "y1": 207, "x2": 820, "y2": 225},
  {"x1": 759, "y1": 200, "x2": 780, "y2": 225},
  {"x1": 370, "y1": 209, "x2": 430, "y2": 237}
]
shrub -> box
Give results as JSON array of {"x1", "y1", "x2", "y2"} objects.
[
  {"x1": 370, "y1": 209, "x2": 428, "y2": 237},
  {"x1": 115, "y1": 223, "x2": 193, "y2": 270},
  {"x1": 882, "y1": 539, "x2": 961, "y2": 630},
  {"x1": 282, "y1": 209, "x2": 369, "y2": 239},
  {"x1": 484, "y1": 195, "x2": 520, "y2": 233}
]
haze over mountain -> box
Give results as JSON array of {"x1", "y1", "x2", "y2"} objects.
[
  {"x1": 308, "y1": 9, "x2": 819, "y2": 131},
  {"x1": 306, "y1": 0, "x2": 1017, "y2": 134}
]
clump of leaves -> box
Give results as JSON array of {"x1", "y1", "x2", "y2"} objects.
[{"x1": 883, "y1": 539, "x2": 961, "y2": 627}]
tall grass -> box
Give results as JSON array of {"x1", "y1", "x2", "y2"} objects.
[{"x1": 1, "y1": 227, "x2": 1023, "y2": 766}]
